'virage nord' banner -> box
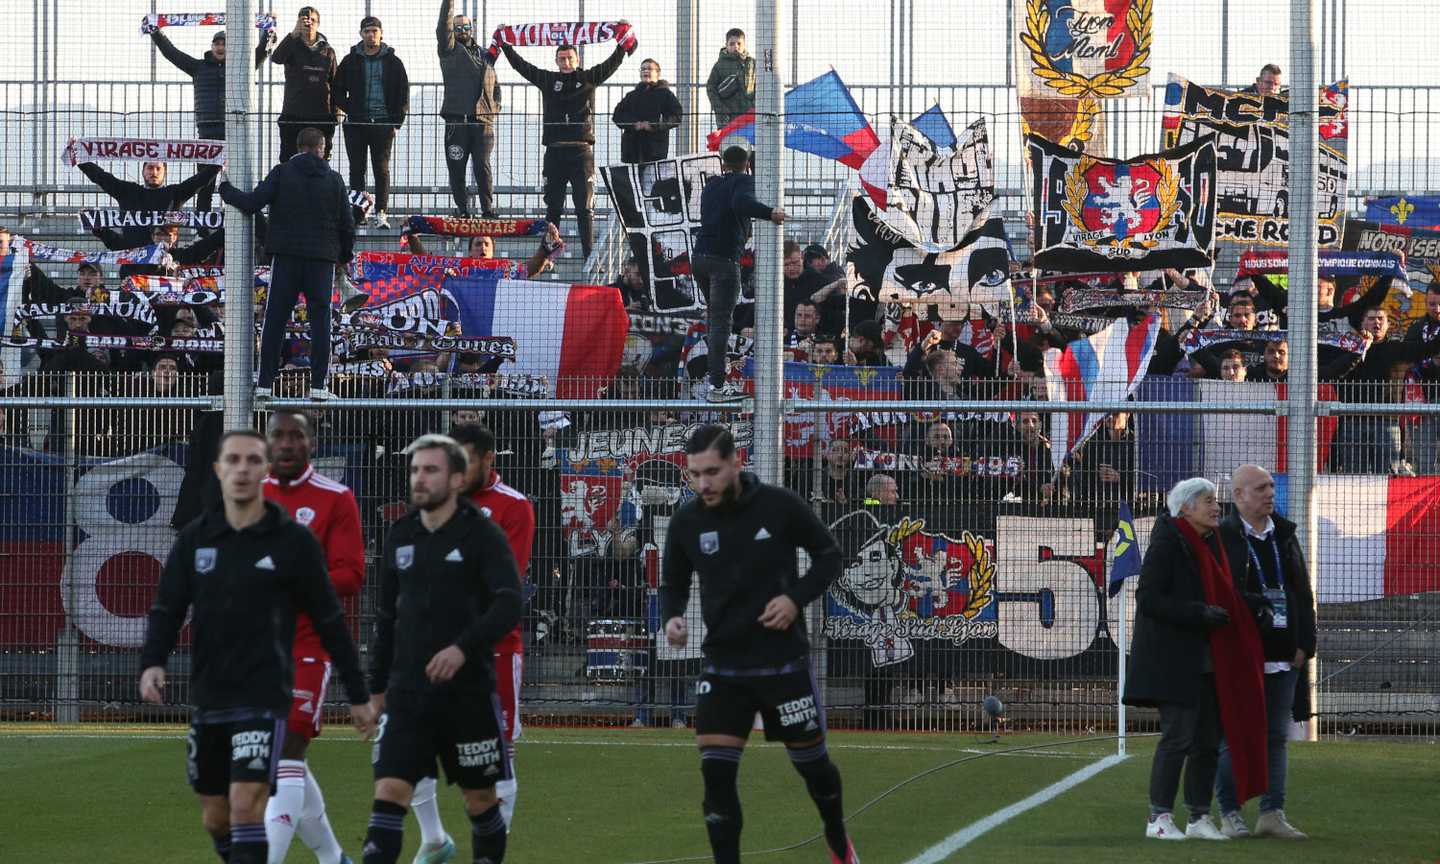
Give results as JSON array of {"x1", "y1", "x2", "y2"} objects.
[{"x1": 1162, "y1": 75, "x2": 1349, "y2": 247}]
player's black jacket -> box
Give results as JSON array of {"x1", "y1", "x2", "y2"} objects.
[
  {"x1": 141, "y1": 500, "x2": 368, "y2": 713},
  {"x1": 370, "y1": 501, "x2": 523, "y2": 696},
  {"x1": 661, "y1": 472, "x2": 841, "y2": 668}
]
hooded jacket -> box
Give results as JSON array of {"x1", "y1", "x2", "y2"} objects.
[
  {"x1": 151, "y1": 30, "x2": 225, "y2": 131},
  {"x1": 613, "y1": 79, "x2": 683, "y2": 163},
  {"x1": 436, "y1": 0, "x2": 502, "y2": 123},
  {"x1": 270, "y1": 31, "x2": 338, "y2": 120},
  {"x1": 335, "y1": 43, "x2": 410, "y2": 127},
  {"x1": 706, "y1": 49, "x2": 755, "y2": 125},
  {"x1": 501, "y1": 41, "x2": 627, "y2": 146},
  {"x1": 219, "y1": 152, "x2": 354, "y2": 263},
  {"x1": 694, "y1": 171, "x2": 774, "y2": 261},
  {"x1": 660, "y1": 472, "x2": 841, "y2": 668}
]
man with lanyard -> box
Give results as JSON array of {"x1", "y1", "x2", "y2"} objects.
[
  {"x1": 407, "y1": 424, "x2": 536, "y2": 861},
  {"x1": 363, "y1": 434, "x2": 523, "y2": 864},
  {"x1": 661, "y1": 424, "x2": 859, "y2": 864},
  {"x1": 140, "y1": 429, "x2": 373, "y2": 864},
  {"x1": 1215, "y1": 464, "x2": 1315, "y2": 840},
  {"x1": 261, "y1": 411, "x2": 366, "y2": 864}
]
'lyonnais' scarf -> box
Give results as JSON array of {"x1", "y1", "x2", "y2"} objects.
[
  {"x1": 403, "y1": 215, "x2": 548, "y2": 239},
  {"x1": 485, "y1": 21, "x2": 637, "y2": 61},
  {"x1": 140, "y1": 12, "x2": 275, "y2": 34},
  {"x1": 1171, "y1": 515, "x2": 1268, "y2": 804}
]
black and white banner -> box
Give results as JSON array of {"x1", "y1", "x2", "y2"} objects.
[
  {"x1": 1162, "y1": 75, "x2": 1349, "y2": 247},
  {"x1": 1027, "y1": 132, "x2": 1218, "y2": 272},
  {"x1": 80, "y1": 210, "x2": 223, "y2": 231},
  {"x1": 861, "y1": 117, "x2": 995, "y2": 253}
]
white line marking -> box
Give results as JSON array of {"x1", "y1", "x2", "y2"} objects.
[{"x1": 902, "y1": 753, "x2": 1128, "y2": 864}]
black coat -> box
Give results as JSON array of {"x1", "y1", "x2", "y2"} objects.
[
  {"x1": 613, "y1": 80, "x2": 683, "y2": 163},
  {"x1": 270, "y1": 32, "x2": 338, "y2": 120},
  {"x1": 335, "y1": 44, "x2": 410, "y2": 127},
  {"x1": 1123, "y1": 512, "x2": 1228, "y2": 708},
  {"x1": 220, "y1": 153, "x2": 354, "y2": 263},
  {"x1": 501, "y1": 41, "x2": 627, "y2": 145},
  {"x1": 152, "y1": 31, "x2": 225, "y2": 130},
  {"x1": 1219, "y1": 511, "x2": 1318, "y2": 661},
  {"x1": 77, "y1": 163, "x2": 219, "y2": 248}
]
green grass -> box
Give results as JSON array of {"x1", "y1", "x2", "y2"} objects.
[{"x1": 0, "y1": 725, "x2": 1435, "y2": 863}]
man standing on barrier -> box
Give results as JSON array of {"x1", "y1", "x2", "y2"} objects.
[
  {"x1": 661, "y1": 424, "x2": 859, "y2": 864},
  {"x1": 220, "y1": 126, "x2": 355, "y2": 402},
  {"x1": 362, "y1": 434, "x2": 523, "y2": 864},
  {"x1": 693, "y1": 145, "x2": 786, "y2": 403},
  {"x1": 140, "y1": 429, "x2": 373, "y2": 864},
  {"x1": 437, "y1": 0, "x2": 503, "y2": 219},
  {"x1": 1214, "y1": 464, "x2": 1315, "y2": 840},
  {"x1": 261, "y1": 411, "x2": 367, "y2": 864},
  {"x1": 406, "y1": 424, "x2": 536, "y2": 860}
]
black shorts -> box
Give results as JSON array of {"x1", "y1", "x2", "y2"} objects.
[
  {"x1": 694, "y1": 662, "x2": 827, "y2": 744},
  {"x1": 372, "y1": 688, "x2": 511, "y2": 789},
  {"x1": 186, "y1": 710, "x2": 286, "y2": 796}
]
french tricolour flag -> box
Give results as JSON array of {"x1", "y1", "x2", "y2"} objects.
[
  {"x1": 1043, "y1": 314, "x2": 1160, "y2": 474},
  {"x1": 446, "y1": 272, "x2": 629, "y2": 399},
  {"x1": 1274, "y1": 474, "x2": 1440, "y2": 602},
  {"x1": 0, "y1": 244, "x2": 27, "y2": 386}
]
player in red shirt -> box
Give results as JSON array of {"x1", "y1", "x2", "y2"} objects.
[
  {"x1": 261, "y1": 411, "x2": 365, "y2": 864},
  {"x1": 407, "y1": 424, "x2": 535, "y2": 862}
]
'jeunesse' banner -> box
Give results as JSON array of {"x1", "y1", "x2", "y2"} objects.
[
  {"x1": 1162, "y1": 75, "x2": 1349, "y2": 247},
  {"x1": 1027, "y1": 132, "x2": 1217, "y2": 272}
]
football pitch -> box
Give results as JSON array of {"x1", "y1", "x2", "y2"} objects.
[{"x1": 1, "y1": 725, "x2": 1434, "y2": 863}]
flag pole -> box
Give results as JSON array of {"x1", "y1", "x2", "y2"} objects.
[{"x1": 1117, "y1": 578, "x2": 1128, "y2": 757}]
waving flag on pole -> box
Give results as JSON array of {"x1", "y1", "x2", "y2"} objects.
[
  {"x1": 706, "y1": 70, "x2": 879, "y2": 169},
  {"x1": 910, "y1": 103, "x2": 957, "y2": 150},
  {"x1": 1042, "y1": 314, "x2": 1160, "y2": 474},
  {"x1": 1109, "y1": 502, "x2": 1142, "y2": 597}
]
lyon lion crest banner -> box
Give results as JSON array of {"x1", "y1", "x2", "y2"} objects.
[
  {"x1": 1027, "y1": 133, "x2": 1217, "y2": 272},
  {"x1": 1016, "y1": 0, "x2": 1152, "y2": 102},
  {"x1": 1162, "y1": 75, "x2": 1350, "y2": 247}
]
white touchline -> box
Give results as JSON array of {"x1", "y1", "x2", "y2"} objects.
[{"x1": 902, "y1": 753, "x2": 1128, "y2": 864}]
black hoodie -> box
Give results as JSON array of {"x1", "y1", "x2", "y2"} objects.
[
  {"x1": 335, "y1": 43, "x2": 411, "y2": 128},
  {"x1": 661, "y1": 472, "x2": 841, "y2": 668},
  {"x1": 613, "y1": 79, "x2": 683, "y2": 163},
  {"x1": 219, "y1": 152, "x2": 354, "y2": 262},
  {"x1": 269, "y1": 31, "x2": 338, "y2": 120}
]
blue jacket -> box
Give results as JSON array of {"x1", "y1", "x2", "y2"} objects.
[
  {"x1": 220, "y1": 152, "x2": 354, "y2": 263},
  {"x1": 694, "y1": 171, "x2": 773, "y2": 261}
]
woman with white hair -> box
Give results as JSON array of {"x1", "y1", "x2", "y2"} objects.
[{"x1": 1123, "y1": 477, "x2": 1267, "y2": 841}]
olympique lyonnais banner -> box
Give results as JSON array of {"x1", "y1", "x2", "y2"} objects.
[
  {"x1": 847, "y1": 195, "x2": 1012, "y2": 312},
  {"x1": 63, "y1": 137, "x2": 227, "y2": 167},
  {"x1": 1015, "y1": 0, "x2": 1153, "y2": 101},
  {"x1": 1028, "y1": 133, "x2": 1218, "y2": 272},
  {"x1": 858, "y1": 117, "x2": 995, "y2": 252},
  {"x1": 80, "y1": 210, "x2": 223, "y2": 231},
  {"x1": 1341, "y1": 220, "x2": 1440, "y2": 334},
  {"x1": 351, "y1": 253, "x2": 627, "y2": 398},
  {"x1": 139, "y1": 12, "x2": 276, "y2": 34},
  {"x1": 402, "y1": 215, "x2": 548, "y2": 239},
  {"x1": 21, "y1": 238, "x2": 172, "y2": 267},
  {"x1": 485, "y1": 20, "x2": 636, "y2": 60},
  {"x1": 600, "y1": 153, "x2": 726, "y2": 313},
  {"x1": 1162, "y1": 75, "x2": 1350, "y2": 247},
  {"x1": 1237, "y1": 249, "x2": 1407, "y2": 279},
  {"x1": 1365, "y1": 195, "x2": 1440, "y2": 229}
]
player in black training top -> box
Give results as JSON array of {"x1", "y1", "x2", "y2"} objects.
[
  {"x1": 661, "y1": 424, "x2": 859, "y2": 864},
  {"x1": 140, "y1": 429, "x2": 374, "y2": 864},
  {"x1": 362, "y1": 433, "x2": 524, "y2": 864}
]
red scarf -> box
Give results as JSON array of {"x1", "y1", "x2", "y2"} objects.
[{"x1": 1172, "y1": 516, "x2": 1269, "y2": 804}]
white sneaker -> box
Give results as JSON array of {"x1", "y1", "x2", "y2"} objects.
[
  {"x1": 253, "y1": 386, "x2": 272, "y2": 404},
  {"x1": 1220, "y1": 810, "x2": 1251, "y2": 838},
  {"x1": 705, "y1": 381, "x2": 749, "y2": 403},
  {"x1": 373, "y1": 212, "x2": 391, "y2": 229},
  {"x1": 1185, "y1": 816, "x2": 1230, "y2": 841},
  {"x1": 1145, "y1": 813, "x2": 1185, "y2": 841},
  {"x1": 309, "y1": 387, "x2": 334, "y2": 401},
  {"x1": 1254, "y1": 809, "x2": 1307, "y2": 839}
]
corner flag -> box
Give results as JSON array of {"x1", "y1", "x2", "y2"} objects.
[{"x1": 1109, "y1": 502, "x2": 1141, "y2": 597}]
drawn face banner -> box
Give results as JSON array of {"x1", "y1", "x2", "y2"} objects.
[
  {"x1": 1162, "y1": 75, "x2": 1349, "y2": 247},
  {"x1": 1027, "y1": 132, "x2": 1218, "y2": 272},
  {"x1": 600, "y1": 154, "x2": 726, "y2": 313},
  {"x1": 1015, "y1": 0, "x2": 1153, "y2": 101},
  {"x1": 871, "y1": 118, "x2": 995, "y2": 253},
  {"x1": 847, "y1": 196, "x2": 1012, "y2": 313}
]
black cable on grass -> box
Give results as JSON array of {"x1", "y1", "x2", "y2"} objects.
[{"x1": 623, "y1": 732, "x2": 1160, "y2": 864}]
